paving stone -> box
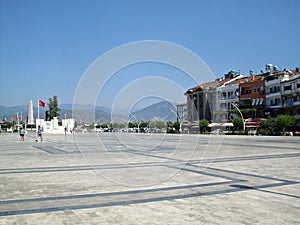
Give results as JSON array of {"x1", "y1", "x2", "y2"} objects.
[{"x1": 0, "y1": 133, "x2": 299, "y2": 224}]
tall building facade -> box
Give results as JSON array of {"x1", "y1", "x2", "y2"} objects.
[
  {"x1": 176, "y1": 103, "x2": 188, "y2": 122},
  {"x1": 184, "y1": 67, "x2": 300, "y2": 123},
  {"x1": 281, "y1": 73, "x2": 300, "y2": 116}
]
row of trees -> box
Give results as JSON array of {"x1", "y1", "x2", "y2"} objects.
[
  {"x1": 259, "y1": 115, "x2": 299, "y2": 135},
  {"x1": 93, "y1": 121, "x2": 181, "y2": 133},
  {"x1": 232, "y1": 114, "x2": 298, "y2": 134},
  {"x1": 199, "y1": 114, "x2": 299, "y2": 135}
]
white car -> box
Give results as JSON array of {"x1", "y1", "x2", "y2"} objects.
[{"x1": 95, "y1": 128, "x2": 104, "y2": 132}]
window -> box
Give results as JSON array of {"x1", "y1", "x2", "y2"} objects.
[
  {"x1": 253, "y1": 88, "x2": 257, "y2": 93},
  {"x1": 284, "y1": 85, "x2": 292, "y2": 91},
  {"x1": 287, "y1": 98, "x2": 293, "y2": 104},
  {"x1": 245, "y1": 89, "x2": 251, "y2": 94},
  {"x1": 297, "y1": 83, "x2": 300, "y2": 88},
  {"x1": 270, "y1": 87, "x2": 273, "y2": 93}
]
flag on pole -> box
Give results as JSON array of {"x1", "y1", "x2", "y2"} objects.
[{"x1": 39, "y1": 100, "x2": 46, "y2": 107}]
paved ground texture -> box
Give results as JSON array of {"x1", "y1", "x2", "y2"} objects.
[{"x1": 0, "y1": 132, "x2": 299, "y2": 224}]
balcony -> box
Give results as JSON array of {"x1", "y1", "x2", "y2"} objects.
[
  {"x1": 266, "y1": 92, "x2": 281, "y2": 98},
  {"x1": 294, "y1": 101, "x2": 300, "y2": 106},
  {"x1": 217, "y1": 97, "x2": 239, "y2": 101},
  {"x1": 268, "y1": 105, "x2": 282, "y2": 109},
  {"x1": 265, "y1": 79, "x2": 280, "y2": 86},
  {"x1": 283, "y1": 89, "x2": 292, "y2": 95}
]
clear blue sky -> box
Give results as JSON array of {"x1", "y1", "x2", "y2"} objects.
[{"x1": 1, "y1": 0, "x2": 299, "y2": 107}]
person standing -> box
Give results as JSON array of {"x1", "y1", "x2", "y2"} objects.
[
  {"x1": 37, "y1": 125, "x2": 42, "y2": 142},
  {"x1": 19, "y1": 127, "x2": 25, "y2": 141}
]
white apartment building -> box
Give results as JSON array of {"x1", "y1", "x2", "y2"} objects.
[
  {"x1": 281, "y1": 74, "x2": 300, "y2": 116},
  {"x1": 265, "y1": 70, "x2": 300, "y2": 117},
  {"x1": 214, "y1": 74, "x2": 243, "y2": 122},
  {"x1": 214, "y1": 83, "x2": 240, "y2": 121},
  {"x1": 176, "y1": 103, "x2": 188, "y2": 122},
  {"x1": 265, "y1": 73, "x2": 286, "y2": 109}
]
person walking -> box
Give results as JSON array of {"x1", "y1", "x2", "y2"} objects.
[
  {"x1": 37, "y1": 125, "x2": 42, "y2": 142},
  {"x1": 19, "y1": 127, "x2": 25, "y2": 141}
]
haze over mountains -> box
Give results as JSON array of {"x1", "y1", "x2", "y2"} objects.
[{"x1": 0, "y1": 101, "x2": 177, "y2": 123}]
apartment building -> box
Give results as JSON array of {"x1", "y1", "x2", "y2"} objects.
[
  {"x1": 185, "y1": 71, "x2": 241, "y2": 122},
  {"x1": 281, "y1": 73, "x2": 300, "y2": 116},
  {"x1": 184, "y1": 67, "x2": 300, "y2": 123},
  {"x1": 239, "y1": 75, "x2": 265, "y2": 107},
  {"x1": 176, "y1": 103, "x2": 188, "y2": 122},
  {"x1": 185, "y1": 80, "x2": 220, "y2": 122},
  {"x1": 265, "y1": 71, "x2": 288, "y2": 116},
  {"x1": 214, "y1": 71, "x2": 243, "y2": 121}
]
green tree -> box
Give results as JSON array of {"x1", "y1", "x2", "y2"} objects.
[
  {"x1": 128, "y1": 122, "x2": 136, "y2": 128},
  {"x1": 173, "y1": 121, "x2": 180, "y2": 132},
  {"x1": 48, "y1": 95, "x2": 61, "y2": 119},
  {"x1": 101, "y1": 124, "x2": 108, "y2": 128},
  {"x1": 149, "y1": 121, "x2": 165, "y2": 129},
  {"x1": 199, "y1": 119, "x2": 208, "y2": 133},
  {"x1": 139, "y1": 121, "x2": 148, "y2": 128},
  {"x1": 275, "y1": 114, "x2": 292, "y2": 133},
  {"x1": 89, "y1": 123, "x2": 95, "y2": 130},
  {"x1": 233, "y1": 117, "x2": 243, "y2": 131},
  {"x1": 260, "y1": 118, "x2": 276, "y2": 134},
  {"x1": 292, "y1": 117, "x2": 300, "y2": 132},
  {"x1": 6, "y1": 122, "x2": 13, "y2": 129}
]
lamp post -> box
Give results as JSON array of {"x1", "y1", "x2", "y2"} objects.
[
  {"x1": 230, "y1": 102, "x2": 245, "y2": 131},
  {"x1": 17, "y1": 112, "x2": 20, "y2": 131}
]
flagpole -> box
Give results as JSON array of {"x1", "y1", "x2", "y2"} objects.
[{"x1": 38, "y1": 100, "x2": 39, "y2": 119}]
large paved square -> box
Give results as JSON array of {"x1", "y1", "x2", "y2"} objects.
[{"x1": 0, "y1": 133, "x2": 299, "y2": 224}]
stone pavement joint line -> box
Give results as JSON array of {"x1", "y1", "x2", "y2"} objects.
[{"x1": 0, "y1": 133, "x2": 299, "y2": 224}]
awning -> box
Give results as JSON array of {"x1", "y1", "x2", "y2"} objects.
[
  {"x1": 208, "y1": 123, "x2": 221, "y2": 127},
  {"x1": 221, "y1": 123, "x2": 234, "y2": 127},
  {"x1": 255, "y1": 98, "x2": 260, "y2": 105}
]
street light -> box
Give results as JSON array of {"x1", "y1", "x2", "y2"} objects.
[{"x1": 230, "y1": 102, "x2": 245, "y2": 131}]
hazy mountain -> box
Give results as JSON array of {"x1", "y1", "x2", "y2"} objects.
[
  {"x1": 131, "y1": 101, "x2": 177, "y2": 122},
  {"x1": 0, "y1": 104, "x2": 111, "y2": 123},
  {"x1": 60, "y1": 104, "x2": 111, "y2": 114},
  {"x1": 0, "y1": 105, "x2": 46, "y2": 121},
  {"x1": 0, "y1": 101, "x2": 178, "y2": 123}
]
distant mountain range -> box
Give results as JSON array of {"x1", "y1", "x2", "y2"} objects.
[
  {"x1": 131, "y1": 101, "x2": 177, "y2": 121},
  {"x1": 0, "y1": 101, "x2": 178, "y2": 123}
]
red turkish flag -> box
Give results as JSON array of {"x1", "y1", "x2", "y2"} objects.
[{"x1": 39, "y1": 100, "x2": 46, "y2": 107}]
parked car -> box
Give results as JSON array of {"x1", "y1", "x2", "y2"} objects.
[{"x1": 104, "y1": 127, "x2": 113, "y2": 132}]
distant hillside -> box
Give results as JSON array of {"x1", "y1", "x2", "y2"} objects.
[
  {"x1": 131, "y1": 101, "x2": 177, "y2": 122},
  {"x1": 60, "y1": 104, "x2": 111, "y2": 114},
  {"x1": 0, "y1": 104, "x2": 111, "y2": 123},
  {"x1": 0, "y1": 105, "x2": 46, "y2": 121},
  {"x1": 0, "y1": 101, "x2": 178, "y2": 123}
]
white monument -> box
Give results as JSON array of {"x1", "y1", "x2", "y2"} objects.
[
  {"x1": 26, "y1": 99, "x2": 75, "y2": 134},
  {"x1": 28, "y1": 100, "x2": 34, "y2": 125},
  {"x1": 36, "y1": 117, "x2": 75, "y2": 134}
]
